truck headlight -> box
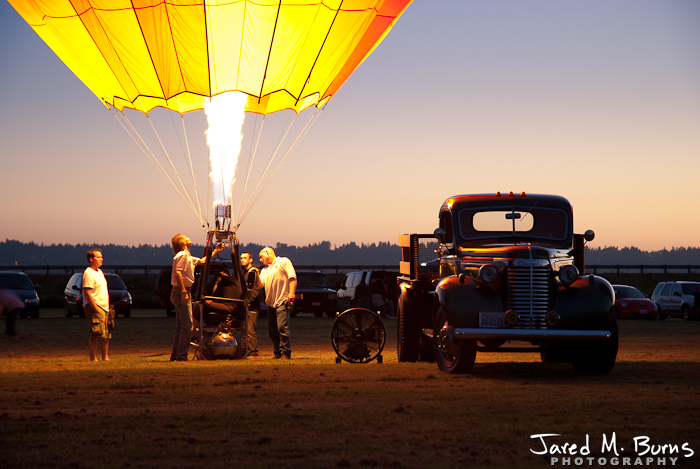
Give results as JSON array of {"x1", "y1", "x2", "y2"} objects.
[
  {"x1": 479, "y1": 264, "x2": 500, "y2": 283},
  {"x1": 559, "y1": 265, "x2": 579, "y2": 285}
]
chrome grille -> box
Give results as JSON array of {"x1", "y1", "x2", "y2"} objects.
[{"x1": 507, "y1": 265, "x2": 550, "y2": 328}]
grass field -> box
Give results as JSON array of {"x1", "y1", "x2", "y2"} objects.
[{"x1": 1, "y1": 311, "x2": 698, "y2": 468}]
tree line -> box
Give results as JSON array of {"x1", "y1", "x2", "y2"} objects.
[
  {"x1": 0, "y1": 239, "x2": 400, "y2": 266},
  {"x1": 2, "y1": 239, "x2": 700, "y2": 267}
]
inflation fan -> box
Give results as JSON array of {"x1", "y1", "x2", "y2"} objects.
[{"x1": 331, "y1": 308, "x2": 386, "y2": 364}]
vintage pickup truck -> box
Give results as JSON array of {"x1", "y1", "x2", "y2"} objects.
[{"x1": 397, "y1": 192, "x2": 618, "y2": 374}]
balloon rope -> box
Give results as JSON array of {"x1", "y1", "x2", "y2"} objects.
[
  {"x1": 238, "y1": 111, "x2": 295, "y2": 221},
  {"x1": 141, "y1": 114, "x2": 203, "y2": 224},
  {"x1": 129, "y1": 113, "x2": 203, "y2": 225},
  {"x1": 176, "y1": 113, "x2": 206, "y2": 225},
  {"x1": 236, "y1": 114, "x2": 263, "y2": 225},
  {"x1": 239, "y1": 108, "x2": 322, "y2": 224},
  {"x1": 110, "y1": 108, "x2": 203, "y2": 224}
]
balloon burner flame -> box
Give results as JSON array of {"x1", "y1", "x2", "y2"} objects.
[{"x1": 205, "y1": 92, "x2": 247, "y2": 216}]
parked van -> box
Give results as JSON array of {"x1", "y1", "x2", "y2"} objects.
[{"x1": 651, "y1": 281, "x2": 700, "y2": 320}]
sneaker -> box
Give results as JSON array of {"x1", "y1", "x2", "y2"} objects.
[
  {"x1": 282, "y1": 353, "x2": 291, "y2": 360},
  {"x1": 248, "y1": 351, "x2": 259, "y2": 357},
  {"x1": 273, "y1": 353, "x2": 282, "y2": 359}
]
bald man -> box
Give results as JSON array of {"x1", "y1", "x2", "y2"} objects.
[{"x1": 258, "y1": 247, "x2": 296, "y2": 359}]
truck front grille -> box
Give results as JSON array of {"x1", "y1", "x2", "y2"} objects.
[{"x1": 507, "y1": 265, "x2": 550, "y2": 328}]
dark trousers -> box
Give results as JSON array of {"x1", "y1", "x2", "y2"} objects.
[
  {"x1": 247, "y1": 309, "x2": 259, "y2": 353},
  {"x1": 267, "y1": 304, "x2": 291, "y2": 358}
]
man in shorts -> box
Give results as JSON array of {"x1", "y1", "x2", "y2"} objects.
[{"x1": 83, "y1": 248, "x2": 110, "y2": 361}]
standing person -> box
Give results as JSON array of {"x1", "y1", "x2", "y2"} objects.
[
  {"x1": 82, "y1": 249, "x2": 110, "y2": 361},
  {"x1": 0, "y1": 288, "x2": 23, "y2": 337},
  {"x1": 258, "y1": 247, "x2": 296, "y2": 359},
  {"x1": 169, "y1": 234, "x2": 223, "y2": 362},
  {"x1": 241, "y1": 252, "x2": 262, "y2": 357}
]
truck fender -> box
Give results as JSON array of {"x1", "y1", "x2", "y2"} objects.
[
  {"x1": 435, "y1": 275, "x2": 503, "y2": 327},
  {"x1": 553, "y1": 275, "x2": 615, "y2": 328}
]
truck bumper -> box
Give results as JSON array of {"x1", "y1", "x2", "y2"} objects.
[{"x1": 453, "y1": 328, "x2": 611, "y2": 341}]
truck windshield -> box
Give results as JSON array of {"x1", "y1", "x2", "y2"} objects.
[{"x1": 458, "y1": 205, "x2": 569, "y2": 243}]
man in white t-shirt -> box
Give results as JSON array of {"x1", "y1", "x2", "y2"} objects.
[
  {"x1": 169, "y1": 233, "x2": 224, "y2": 361},
  {"x1": 258, "y1": 247, "x2": 296, "y2": 359},
  {"x1": 83, "y1": 249, "x2": 110, "y2": 361}
]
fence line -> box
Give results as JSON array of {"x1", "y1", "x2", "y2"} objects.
[
  {"x1": 0, "y1": 265, "x2": 401, "y2": 275},
  {"x1": 584, "y1": 265, "x2": 700, "y2": 275}
]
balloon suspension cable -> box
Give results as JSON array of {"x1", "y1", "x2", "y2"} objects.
[
  {"x1": 238, "y1": 111, "x2": 296, "y2": 223},
  {"x1": 236, "y1": 113, "x2": 264, "y2": 225},
  {"x1": 239, "y1": 107, "x2": 323, "y2": 225},
  {"x1": 173, "y1": 112, "x2": 207, "y2": 227},
  {"x1": 141, "y1": 113, "x2": 205, "y2": 223},
  {"x1": 109, "y1": 106, "x2": 204, "y2": 225}
]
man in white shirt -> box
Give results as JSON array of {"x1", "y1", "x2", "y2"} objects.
[
  {"x1": 258, "y1": 247, "x2": 296, "y2": 359},
  {"x1": 83, "y1": 249, "x2": 110, "y2": 361}
]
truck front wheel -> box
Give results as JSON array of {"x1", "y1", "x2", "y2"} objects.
[
  {"x1": 571, "y1": 317, "x2": 618, "y2": 374},
  {"x1": 397, "y1": 294, "x2": 420, "y2": 362},
  {"x1": 434, "y1": 308, "x2": 476, "y2": 374}
]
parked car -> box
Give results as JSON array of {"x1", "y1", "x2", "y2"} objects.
[
  {"x1": 64, "y1": 272, "x2": 133, "y2": 318},
  {"x1": 0, "y1": 271, "x2": 40, "y2": 318},
  {"x1": 291, "y1": 269, "x2": 338, "y2": 317},
  {"x1": 337, "y1": 270, "x2": 399, "y2": 313},
  {"x1": 651, "y1": 281, "x2": 700, "y2": 320},
  {"x1": 612, "y1": 285, "x2": 658, "y2": 320}
]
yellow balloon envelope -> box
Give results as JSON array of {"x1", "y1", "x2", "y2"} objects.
[{"x1": 8, "y1": 0, "x2": 412, "y2": 115}]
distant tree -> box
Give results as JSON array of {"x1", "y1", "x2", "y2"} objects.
[{"x1": 2, "y1": 239, "x2": 699, "y2": 267}]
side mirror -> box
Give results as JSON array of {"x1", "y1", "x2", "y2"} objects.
[
  {"x1": 434, "y1": 228, "x2": 446, "y2": 244},
  {"x1": 584, "y1": 230, "x2": 595, "y2": 242},
  {"x1": 72, "y1": 285, "x2": 81, "y2": 291},
  {"x1": 34, "y1": 284, "x2": 42, "y2": 290}
]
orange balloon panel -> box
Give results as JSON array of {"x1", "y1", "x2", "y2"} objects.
[{"x1": 8, "y1": 0, "x2": 412, "y2": 115}]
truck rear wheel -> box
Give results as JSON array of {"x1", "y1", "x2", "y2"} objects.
[
  {"x1": 397, "y1": 294, "x2": 420, "y2": 362},
  {"x1": 434, "y1": 308, "x2": 476, "y2": 374}
]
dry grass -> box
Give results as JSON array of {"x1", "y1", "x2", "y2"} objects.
[{"x1": 1, "y1": 311, "x2": 699, "y2": 468}]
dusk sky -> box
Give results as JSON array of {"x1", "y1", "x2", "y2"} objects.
[{"x1": 2, "y1": 0, "x2": 699, "y2": 252}]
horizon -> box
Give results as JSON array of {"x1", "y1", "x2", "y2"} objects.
[
  {"x1": 2, "y1": 238, "x2": 699, "y2": 253},
  {"x1": 2, "y1": 1, "x2": 699, "y2": 251}
]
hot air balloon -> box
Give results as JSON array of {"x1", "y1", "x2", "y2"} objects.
[{"x1": 7, "y1": 0, "x2": 413, "y2": 230}]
